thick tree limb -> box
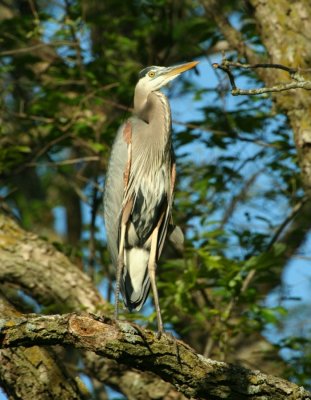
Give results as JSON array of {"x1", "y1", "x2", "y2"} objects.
[
  {"x1": 0, "y1": 214, "x2": 106, "y2": 313},
  {"x1": 0, "y1": 295, "x2": 88, "y2": 400},
  {"x1": 0, "y1": 312, "x2": 310, "y2": 400},
  {"x1": 84, "y1": 353, "x2": 187, "y2": 400},
  {"x1": 0, "y1": 213, "x2": 185, "y2": 399}
]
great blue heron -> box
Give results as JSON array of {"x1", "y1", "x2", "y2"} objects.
[{"x1": 104, "y1": 60, "x2": 199, "y2": 335}]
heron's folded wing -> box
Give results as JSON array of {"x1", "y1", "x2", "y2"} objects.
[{"x1": 103, "y1": 122, "x2": 130, "y2": 266}]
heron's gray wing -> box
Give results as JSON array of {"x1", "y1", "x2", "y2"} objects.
[
  {"x1": 157, "y1": 158, "x2": 176, "y2": 258},
  {"x1": 104, "y1": 118, "x2": 151, "y2": 311},
  {"x1": 103, "y1": 122, "x2": 129, "y2": 266},
  {"x1": 122, "y1": 116, "x2": 171, "y2": 248},
  {"x1": 162, "y1": 224, "x2": 184, "y2": 258}
]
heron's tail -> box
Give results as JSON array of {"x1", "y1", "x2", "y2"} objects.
[{"x1": 121, "y1": 247, "x2": 150, "y2": 311}]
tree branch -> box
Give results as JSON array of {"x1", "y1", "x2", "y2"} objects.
[
  {"x1": 0, "y1": 312, "x2": 310, "y2": 400},
  {"x1": 84, "y1": 352, "x2": 187, "y2": 400},
  {"x1": 0, "y1": 213, "x2": 185, "y2": 399},
  {"x1": 0, "y1": 214, "x2": 106, "y2": 312},
  {"x1": 0, "y1": 295, "x2": 88, "y2": 400},
  {"x1": 213, "y1": 59, "x2": 311, "y2": 95}
]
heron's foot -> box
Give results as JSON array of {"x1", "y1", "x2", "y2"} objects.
[{"x1": 156, "y1": 328, "x2": 165, "y2": 340}]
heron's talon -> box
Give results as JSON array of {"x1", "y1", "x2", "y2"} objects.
[{"x1": 156, "y1": 329, "x2": 165, "y2": 339}]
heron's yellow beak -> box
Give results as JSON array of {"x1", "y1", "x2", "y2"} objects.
[{"x1": 166, "y1": 61, "x2": 199, "y2": 77}]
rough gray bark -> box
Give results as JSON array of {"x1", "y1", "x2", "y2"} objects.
[
  {"x1": 0, "y1": 214, "x2": 185, "y2": 399},
  {"x1": 84, "y1": 352, "x2": 186, "y2": 400},
  {"x1": 0, "y1": 312, "x2": 310, "y2": 400},
  {"x1": 0, "y1": 214, "x2": 104, "y2": 312},
  {"x1": 248, "y1": 1, "x2": 311, "y2": 195},
  {"x1": 0, "y1": 295, "x2": 88, "y2": 400}
]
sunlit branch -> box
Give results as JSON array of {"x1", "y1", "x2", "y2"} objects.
[
  {"x1": 1, "y1": 312, "x2": 310, "y2": 400},
  {"x1": 213, "y1": 59, "x2": 311, "y2": 95}
]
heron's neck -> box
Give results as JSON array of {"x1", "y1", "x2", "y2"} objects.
[
  {"x1": 135, "y1": 91, "x2": 171, "y2": 144},
  {"x1": 149, "y1": 91, "x2": 171, "y2": 131},
  {"x1": 133, "y1": 91, "x2": 172, "y2": 175}
]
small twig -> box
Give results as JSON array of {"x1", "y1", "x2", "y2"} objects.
[
  {"x1": 231, "y1": 81, "x2": 311, "y2": 96},
  {"x1": 217, "y1": 60, "x2": 311, "y2": 74},
  {"x1": 0, "y1": 41, "x2": 75, "y2": 57},
  {"x1": 204, "y1": 197, "x2": 308, "y2": 357},
  {"x1": 213, "y1": 59, "x2": 311, "y2": 95},
  {"x1": 220, "y1": 61, "x2": 298, "y2": 74},
  {"x1": 266, "y1": 196, "x2": 309, "y2": 251},
  {"x1": 214, "y1": 61, "x2": 237, "y2": 90},
  {"x1": 31, "y1": 132, "x2": 72, "y2": 162},
  {"x1": 228, "y1": 197, "x2": 308, "y2": 313},
  {"x1": 9, "y1": 111, "x2": 55, "y2": 123},
  {"x1": 28, "y1": 0, "x2": 40, "y2": 23},
  {"x1": 27, "y1": 156, "x2": 100, "y2": 167},
  {"x1": 220, "y1": 170, "x2": 262, "y2": 228}
]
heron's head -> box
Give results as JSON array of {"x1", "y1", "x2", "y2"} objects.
[{"x1": 135, "y1": 61, "x2": 199, "y2": 96}]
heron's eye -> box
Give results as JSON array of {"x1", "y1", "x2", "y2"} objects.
[{"x1": 148, "y1": 71, "x2": 155, "y2": 78}]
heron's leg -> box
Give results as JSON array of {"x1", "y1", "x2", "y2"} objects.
[
  {"x1": 115, "y1": 222, "x2": 126, "y2": 320},
  {"x1": 115, "y1": 199, "x2": 133, "y2": 320},
  {"x1": 115, "y1": 123, "x2": 132, "y2": 320},
  {"x1": 148, "y1": 226, "x2": 164, "y2": 338}
]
